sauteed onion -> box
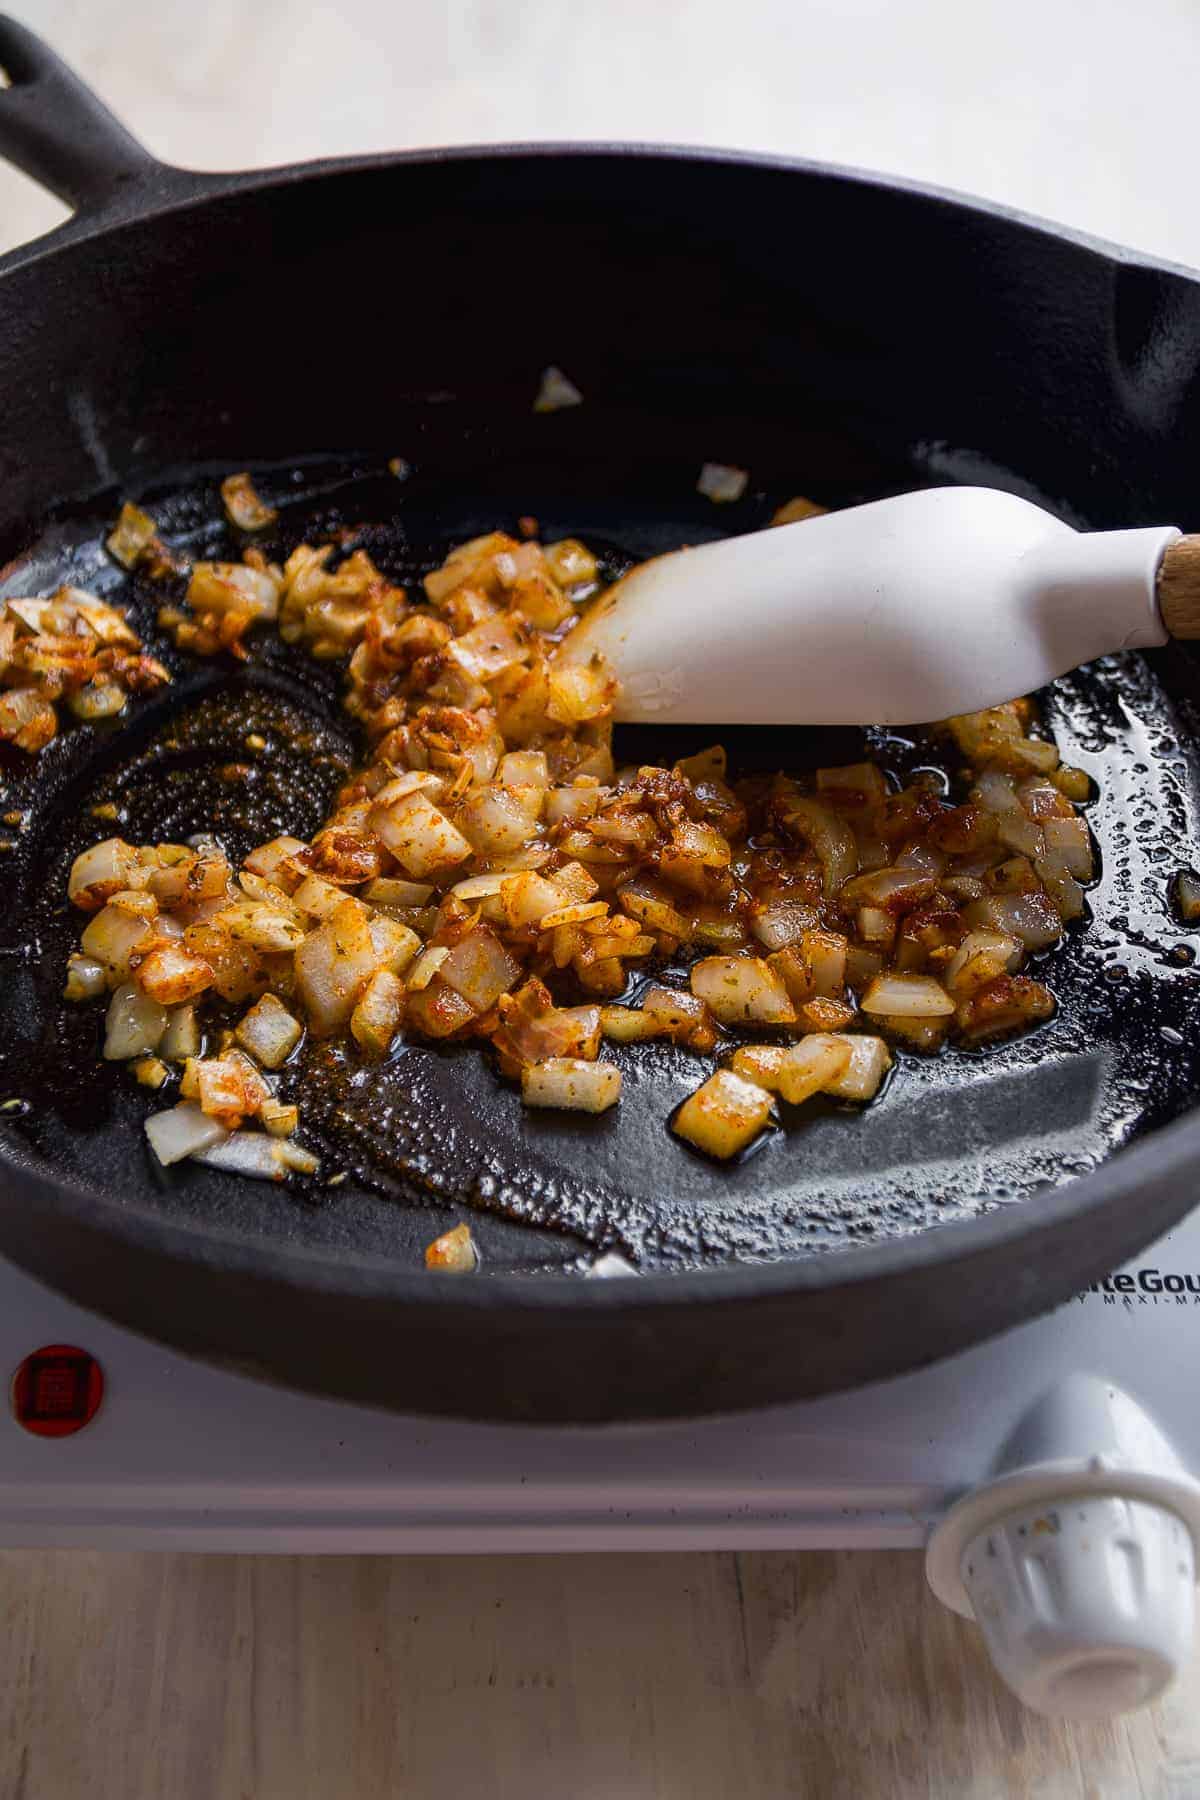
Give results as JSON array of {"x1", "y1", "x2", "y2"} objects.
[{"x1": 50, "y1": 500, "x2": 1093, "y2": 1172}]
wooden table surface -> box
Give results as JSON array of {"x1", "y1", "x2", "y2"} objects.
[
  {"x1": 4, "y1": 1548, "x2": 1200, "y2": 1797},
  {"x1": 6, "y1": 2, "x2": 1200, "y2": 1793}
]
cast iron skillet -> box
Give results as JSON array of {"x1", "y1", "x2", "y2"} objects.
[{"x1": 2, "y1": 16, "x2": 1200, "y2": 1423}]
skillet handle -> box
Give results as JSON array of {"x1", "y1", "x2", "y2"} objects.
[{"x1": 0, "y1": 15, "x2": 163, "y2": 213}]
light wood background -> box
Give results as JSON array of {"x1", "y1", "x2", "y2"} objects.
[
  {"x1": 5, "y1": 1548, "x2": 1200, "y2": 1798},
  {"x1": 6, "y1": 1, "x2": 1200, "y2": 1793}
]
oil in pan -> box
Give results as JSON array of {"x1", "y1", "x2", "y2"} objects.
[{"x1": 3, "y1": 460, "x2": 1200, "y2": 1273}]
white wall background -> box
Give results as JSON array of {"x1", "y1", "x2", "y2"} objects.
[{"x1": 3, "y1": 0, "x2": 1200, "y2": 268}]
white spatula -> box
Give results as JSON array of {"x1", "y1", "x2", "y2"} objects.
[{"x1": 559, "y1": 486, "x2": 1200, "y2": 725}]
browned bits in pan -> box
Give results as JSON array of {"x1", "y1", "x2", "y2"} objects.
[{"x1": 55, "y1": 490, "x2": 1093, "y2": 1179}]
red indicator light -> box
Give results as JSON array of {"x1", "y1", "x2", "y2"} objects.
[{"x1": 11, "y1": 1344, "x2": 104, "y2": 1437}]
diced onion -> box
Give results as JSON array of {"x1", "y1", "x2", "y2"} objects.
[
  {"x1": 1042, "y1": 816, "x2": 1093, "y2": 879},
  {"x1": 293, "y1": 899, "x2": 380, "y2": 1034},
  {"x1": 236, "y1": 993, "x2": 303, "y2": 1068},
  {"x1": 439, "y1": 927, "x2": 523, "y2": 1012},
  {"x1": 533, "y1": 366, "x2": 584, "y2": 413},
  {"x1": 943, "y1": 930, "x2": 1022, "y2": 999},
  {"x1": 860, "y1": 974, "x2": 955, "y2": 1018},
  {"x1": 161, "y1": 1003, "x2": 201, "y2": 1062},
  {"x1": 144, "y1": 1102, "x2": 229, "y2": 1166},
  {"x1": 840, "y1": 867, "x2": 936, "y2": 913},
  {"x1": 690, "y1": 956, "x2": 795, "y2": 1025},
  {"x1": 104, "y1": 982, "x2": 169, "y2": 1059},
  {"x1": 350, "y1": 968, "x2": 405, "y2": 1057},
  {"x1": 599, "y1": 1005, "x2": 664, "y2": 1044},
  {"x1": 193, "y1": 1130, "x2": 319, "y2": 1181},
  {"x1": 585, "y1": 1251, "x2": 638, "y2": 1278},
  {"x1": 672, "y1": 1070, "x2": 772, "y2": 1159},
  {"x1": 136, "y1": 943, "x2": 215, "y2": 1005},
  {"x1": 772, "y1": 496, "x2": 826, "y2": 526},
  {"x1": 220, "y1": 472, "x2": 278, "y2": 531},
  {"x1": 60, "y1": 506, "x2": 1097, "y2": 1190},
  {"x1": 696, "y1": 463, "x2": 748, "y2": 503},
  {"x1": 775, "y1": 1034, "x2": 854, "y2": 1105},
  {"x1": 749, "y1": 900, "x2": 821, "y2": 951},
  {"x1": 187, "y1": 561, "x2": 281, "y2": 620},
  {"x1": 824, "y1": 1037, "x2": 892, "y2": 1101},
  {"x1": 779, "y1": 796, "x2": 857, "y2": 897},
  {"x1": 1035, "y1": 853, "x2": 1085, "y2": 922},
  {"x1": 374, "y1": 791, "x2": 474, "y2": 876},
  {"x1": 68, "y1": 838, "x2": 144, "y2": 910},
  {"x1": 425, "y1": 1223, "x2": 479, "y2": 1271},
  {"x1": 964, "y1": 891, "x2": 1063, "y2": 951},
  {"x1": 727, "y1": 1045, "x2": 787, "y2": 1091},
  {"x1": 973, "y1": 770, "x2": 1020, "y2": 815},
  {"x1": 522, "y1": 1058, "x2": 621, "y2": 1113},
  {"x1": 64, "y1": 953, "x2": 107, "y2": 1001},
  {"x1": 1175, "y1": 869, "x2": 1200, "y2": 922},
  {"x1": 106, "y1": 501, "x2": 159, "y2": 570}
]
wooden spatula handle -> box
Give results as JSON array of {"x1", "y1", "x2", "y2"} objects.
[{"x1": 1158, "y1": 535, "x2": 1200, "y2": 637}]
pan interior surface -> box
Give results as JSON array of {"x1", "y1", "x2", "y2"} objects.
[{"x1": 3, "y1": 450, "x2": 1200, "y2": 1278}]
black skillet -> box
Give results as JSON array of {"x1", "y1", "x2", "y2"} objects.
[{"x1": 2, "y1": 15, "x2": 1200, "y2": 1423}]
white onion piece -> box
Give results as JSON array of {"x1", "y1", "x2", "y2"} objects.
[
  {"x1": 780, "y1": 797, "x2": 857, "y2": 897},
  {"x1": 943, "y1": 930, "x2": 1022, "y2": 999},
  {"x1": 374, "y1": 791, "x2": 473, "y2": 876},
  {"x1": 438, "y1": 928, "x2": 523, "y2": 1012},
  {"x1": 599, "y1": 1006, "x2": 663, "y2": 1044},
  {"x1": 293, "y1": 901, "x2": 380, "y2": 1034},
  {"x1": 498, "y1": 750, "x2": 549, "y2": 789},
  {"x1": 533, "y1": 365, "x2": 583, "y2": 412},
  {"x1": 450, "y1": 873, "x2": 508, "y2": 901},
  {"x1": 860, "y1": 974, "x2": 955, "y2": 1018},
  {"x1": 545, "y1": 784, "x2": 602, "y2": 826},
  {"x1": 749, "y1": 900, "x2": 820, "y2": 951},
  {"x1": 895, "y1": 842, "x2": 946, "y2": 876},
  {"x1": 161, "y1": 1002, "x2": 200, "y2": 1062},
  {"x1": 144, "y1": 1102, "x2": 229, "y2": 1166},
  {"x1": 1035, "y1": 853, "x2": 1085, "y2": 922},
  {"x1": 824, "y1": 1036, "x2": 892, "y2": 1101},
  {"x1": 81, "y1": 901, "x2": 157, "y2": 981},
  {"x1": 64, "y1": 953, "x2": 107, "y2": 1001},
  {"x1": 775, "y1": 1035, "x2": 853, "y2": 1105},
  {"x1": 1176, "y1": 870, "x2": 1200, "y2": 921},
  {"x1": 68, "y1": 837, "x2": 142, "y2": 909},
  {"x1": 973, "y1": 770, "x2": 1019, "y2": 815},
  {"x1": 236, "y1": 993, "x2": 302, "y2": 1068},
  {"x1": 727, "y1": 1045, "x2": 786, "y2": 1090},
  {"x1": 996, "y1": 813, "x2": 1045, "y2": 859},
  {"x1": 292, "y1": 874, "x2": 354, "y2": 920},
  {"x1": 804, "y1": 930, "x2": 848, "y2": 998},
  {"x1": 192, "y1": 1130, "x2": 317, "y2": 1180},
  {"x1": 1042, "y1": 816, "x2": 1093, "y2": 879},
  {"x1": 696, "y1": 462, "x2": 748, "y2": 503},
  {"x1": 500, "y1": 871, "x2": 570, "y2": 929},
  {"x1": 368, "y1": 915, "x2": 421, "y2": 975},
  {"x1": 522, "y1": 1058, "x2": 621, "y2": 1112},
  {"x1": 690, "y1": 956, "x2": 795, "y2": 1025},
  {"x1": 965, "y1": 891, "x2": 1063, "y2": 950},
  {"x1": 459, "y1": 783, "x2": 543, "y2": 856},
  {"x1": 672, "y1": 1070, "x2": 773, "y2": 1159},
  {"x1": 840, "y1": 866, "x2": 936, "y2": 912},
  {"x1": 364, "y1": 876, "x2": 435, "y2": 909},
  {"x1": 447, "y1": 615, "x2": 528, "y2": 680},
  {"x1": 104, "y1": 982, "x2": 169, "y2": 1059},
  {"x1": 220, "y1": 471, "x2": 277, "y2": 531},
  {"x1": 585, "y1": 1251, "x2": 638, "y2": 1278}
]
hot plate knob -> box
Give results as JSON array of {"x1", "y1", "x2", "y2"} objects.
[
  {"x1": 926, "y1": 1375, "x2": 1200, "y2": 1719},
  {"x1": 960, "y1": 1493, "x2": 1194, "y2": 1718}
]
